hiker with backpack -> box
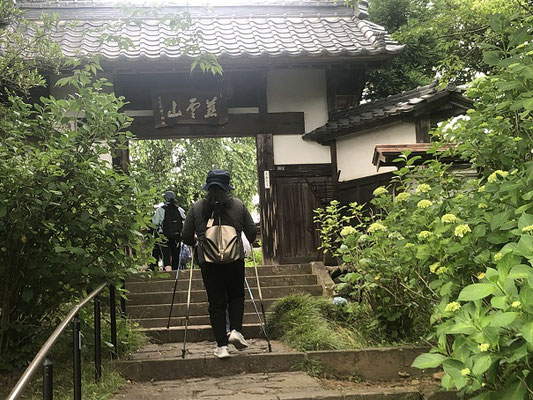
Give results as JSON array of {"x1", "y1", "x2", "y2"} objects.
[
  {"x1": 181, "y1": 169, "x2": 257, "y2": 359},
  {"x1": 152, "y1": 191, "x2": 186, "y2": 271}
]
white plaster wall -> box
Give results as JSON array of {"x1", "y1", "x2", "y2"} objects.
[
  {"x1": 267, "y1": 69, "x2": 330, "y2": 165},
  {"x1": 337, "y1": 122, "x2": 417, "y2": 181}
]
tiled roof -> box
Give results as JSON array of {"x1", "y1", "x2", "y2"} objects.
[
  {"x1": 303, "y1": 82, "x2": 472, "y2": 143},
  {"x1": 19, "y1": 0, "x2": 404, "y2": 63}
]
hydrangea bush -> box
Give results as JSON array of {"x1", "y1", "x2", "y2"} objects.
[{"x1": 315, "y1": 15, "x2": 533, "y2": 398}]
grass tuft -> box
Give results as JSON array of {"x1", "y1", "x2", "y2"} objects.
[{"x1": 267, "y1": 293, "x2": 368, "y2": 351}]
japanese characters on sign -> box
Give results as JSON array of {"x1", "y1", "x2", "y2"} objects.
[{"x1": 152, "y1": 88, "x2": 228, "y2": 128}]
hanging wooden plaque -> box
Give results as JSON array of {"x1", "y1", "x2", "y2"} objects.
[{"x1": 152, "y1": 87, "x2": 228, "y2": 128}]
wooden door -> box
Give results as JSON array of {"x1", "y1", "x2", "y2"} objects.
[{"x1": 275, "y1": 177, "x2": 321, "y2": 263}]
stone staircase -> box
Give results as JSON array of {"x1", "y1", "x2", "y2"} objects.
[
  {"x1": 125, "y1": 263, "x2": 323, "y2": 344},
  {"x1": 115, "y1": 263, "x2": 454, "y2": 399}
]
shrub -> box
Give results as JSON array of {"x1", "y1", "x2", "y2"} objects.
[
  {"x1": 316, "y1": 14, "x2": 533, "y2": 398},
  {"x1": 267, "y1": 294, "x2": 368, "y2": 351}
]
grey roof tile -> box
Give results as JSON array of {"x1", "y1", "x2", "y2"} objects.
[
  {"x1": 303, "y1": 82, "x2": 473, "y2": 142},
  {"x1": 19, "y1": 0, "x2": 403, "y2": 62}
]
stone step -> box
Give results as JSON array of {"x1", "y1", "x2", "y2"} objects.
[
  {"x1": 127, "y1": 298, "x2": 279, "y2": 319},
  {"x1": 117, "y1": 343, "x2": 431, "y2": 383},
  {"x1": 136, "y1": 312, "x2": 272, "y2": 328},
  {"x1": 140, "y1": 323, "x2": 266, "y2": 343},
  {"x1": 127, "y1": 284, "x2": 323, "y2": 306},
  {"x1": 127, "y1": 274, "x2": 318, "y2": 294},
  {"x1": 127, "y1": 264, "x2": 312, "y2": 283},
  {"x1": 112, "y1": 371, "x2": 448, "y2": 400}
]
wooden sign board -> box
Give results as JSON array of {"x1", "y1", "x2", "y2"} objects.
[{"x1": 152, "y1": 87, "x2": 228, "y2": 128}]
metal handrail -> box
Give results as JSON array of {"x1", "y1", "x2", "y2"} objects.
[{"x1": 7, "y1": 282, "x2": 108, "y2": 400}]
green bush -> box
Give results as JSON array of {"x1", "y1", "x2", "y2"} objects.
[
  {"x1": 0, "y1": 60, "x2": 155, "y2": 370},
  {"x1": 267, "y1": 294, "x2": 368, "y2": 351},
  {"x1": 316, "y1": 14, "x2": 533, "y2": 399}
]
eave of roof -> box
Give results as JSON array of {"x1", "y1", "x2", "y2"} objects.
[
  {"x1": 372, "y1": 143, "x2": 463, "y2": 170},
  {"x1": 303, "y1": 82, "x2": 473, "y2": 144},
  {"x1": 18, "y1": 0, "x2": 405, "y2": 64}
]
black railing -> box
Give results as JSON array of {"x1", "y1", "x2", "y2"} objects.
[{"x1": 7, "y1": 283, "x2": 121, "y2": 400}]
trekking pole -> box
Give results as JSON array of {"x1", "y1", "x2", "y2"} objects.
[
  {"x1": 182, "y1": 254, "x2": 195, "y2": 359},
  {"x1": 166, "y1": 254, "x2": 183, "y2": 329},
  {"x1": 244, "y1": 276, "x2": 272, "y2": 352},
  {"x1": 251, "y1": 252, "x2": 272, "y2": 352}
]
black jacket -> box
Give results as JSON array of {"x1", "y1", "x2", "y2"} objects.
[{"x1": 181, "y1": 197, "x2": 257, "y2": 263}]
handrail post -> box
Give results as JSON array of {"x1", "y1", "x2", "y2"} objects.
[
  {"x1": 94, "y1": 295, "x2": 102, "y2": 382},
  {"x1": 73, "y1": 314, "x2": 81, "y2": 400},
  {"x1": 109, "y1": 285, "x2": 117, "y2": 359},
  {"x1": 43, "y1": 356, "x2": 53, "y2": 400}
]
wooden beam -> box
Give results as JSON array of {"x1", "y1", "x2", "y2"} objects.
[
  {"x1": 274, "y1": 163, "x2": 332, "y2": 177},
  {"x1": 415, "y1": 116, "x2": 431, "y2": 143},
  {"x1": 256, "y1": 133, "x2": 276, "y2": 264},
  {"x1": 129, "y1": 112, "x2": 304, "y2": 139}
]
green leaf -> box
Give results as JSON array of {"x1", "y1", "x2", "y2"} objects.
[
  {"x1": 412, "y1": 353, "x2": 447, "y2": 369},
  {"x1": 483, "y1": 50, "x2": 501, "y2": 66},
  {"x1": 509, "y1": 264, "x2": 533, "y2": 280},
  {"x1": 447, "y1": 322, "x2": 477, "y2": 335},
  {"x1": 488, "y1": 312, "x2": 517, "y2": 328},
  {"x1": 517, "y1": 235, "x2": 533, "y2": 258},
  {"x1": 518, "y1": 213, "x2": 533, "y2": 230},
  {"x1": 521, "y1": 321, "x2": 533, "y2": 345},
  {"x1": 458, "y1": 283, "x2": 497, "y2": 301},
  {"x1": 491, "y1": 296, "x2": 507, "y2": 309},
  {"x1": 502, "y1": 381, "x2": 527, "y2": 400},
  {"x1": 472, "y1": 354, "x2": 492, "y2": 375}
]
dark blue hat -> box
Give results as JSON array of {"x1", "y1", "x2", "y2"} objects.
[
  {"x1": 202, "y1": 169, "x2": 234, "y2": 191},
  {"x1": 162, "y1": 191, "x2": 177, "y2": 202}
]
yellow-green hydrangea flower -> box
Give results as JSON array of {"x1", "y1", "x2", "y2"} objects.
[
  {"x1": 494, "y1": 252, "x2": 503, "y2": 262},
  {"x1": 340, "y1": 226, "x2": 357, "y2": 237},
  {"x1": 395, "y1": 192, "x2": 411, "y2": 202},
  {"x1": 512, "y1": 301, "x2": 521, "y2": 308},
  {"x1": 522, "y1": 225, "x2": 533, "y2": 233},
  {"x1": 461, "y1": 368, "x2": 471, "y2": 376},
  {"x1": 478, "y1": 343, "x2": 490, "y2": 352},
  {"x1": 418, "y1": 230, "x2": 432, "y2": 240},
  {"x1": 417, "y1": 199, "x2": 433, "y2": 209},
  {"x1": 415, "y1": 183, "x2": 431, "y2": 193},
  {"x1": 373, "y1": 186, "x2": 388, "y2": 197},
  {"x1": 368, "y1": 222, "x2": 387, "y2": 233},
  {"x1": 445, "y1": 302, "x2": 461, "y2": 312},
  {"x1": 454, "y1": 224, "x2": 471, "y2": 238},
  {"x1": 388, "y1": 232, "x2": 404, "y2": 240},
  {"x1": 478, "y1": 185, "x2": 486, "y2": 192},
  {"x1": 358, "y1": 234, "x2": 370, "y2": 243},
  {"x1": 488, "y1": 170, "x2": 509, "y2": 183},
  {"x1": 441, "y1": 214, "x2": 459, "y2": 224},
  {"x1": 429, "y1": 262, "x2": 440, "y2": 273},
  {"x1": 405, "y1": 243, "x2": 414, "y2": 249},
  {"x1": 436, "y1": 266, "x2": 448, "y2": 275}
]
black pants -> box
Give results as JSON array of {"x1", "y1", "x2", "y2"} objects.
[
  {"x1": 161, "y1": 236, "x2": 181, "y2": 270},
  {"x1": 200, "y1": 259, "x2": 245, "y2": 347}
]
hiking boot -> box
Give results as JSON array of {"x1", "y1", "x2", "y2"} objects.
[
  {"x1": 214, "y1": 346, "x2": 230, "y2": 359},
  {"x1": 228, "y1": 329, "x2": 248, "y2": 350}
]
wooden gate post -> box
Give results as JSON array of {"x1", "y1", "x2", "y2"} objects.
[{"x1": 256, "y1": 133, "x2": 276, "y2": 265}]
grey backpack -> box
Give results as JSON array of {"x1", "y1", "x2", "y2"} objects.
[{"x1": 202, "y1": 213, "x2": 242, "y2": 264}]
